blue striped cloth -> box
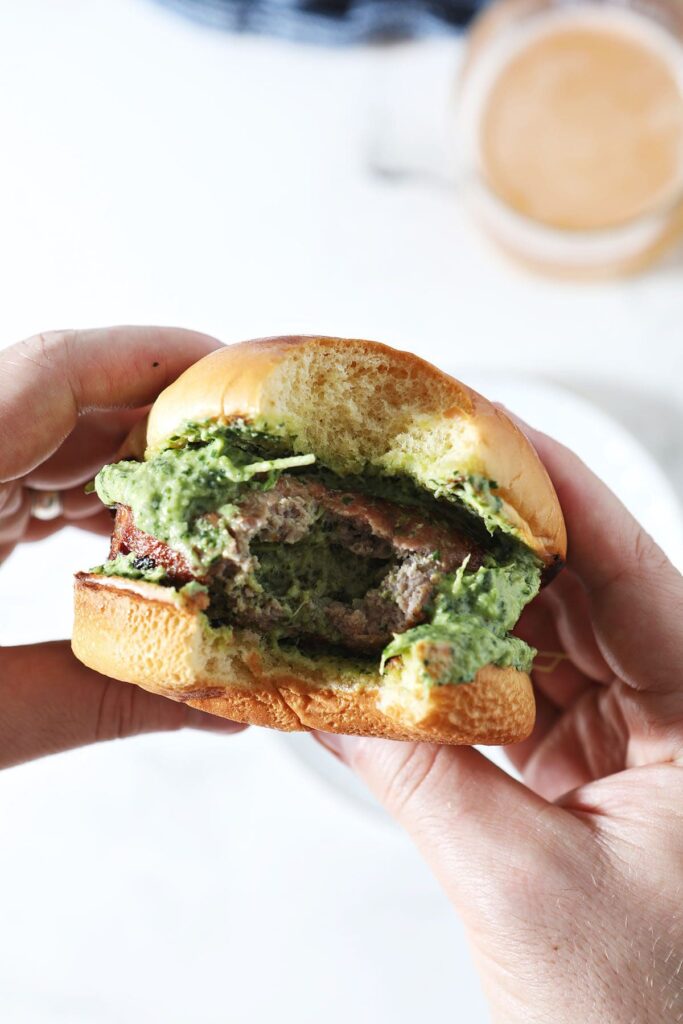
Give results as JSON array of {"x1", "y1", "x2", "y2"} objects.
[{"x1": 154, "y1": 0, "x2": 483, "y2": 42}]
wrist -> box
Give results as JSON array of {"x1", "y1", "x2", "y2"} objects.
[{"x1": 475, "y1": 933, "x2": 667, "y2": 1024}]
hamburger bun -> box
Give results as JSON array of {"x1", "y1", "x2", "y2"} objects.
[{"x1": 72, "y1": 336, "x2": 566, "y2": 745}]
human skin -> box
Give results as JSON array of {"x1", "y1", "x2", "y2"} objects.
[
  {"x1": 318, "y1": 420, "x2": 683, "y2": 1023},
  {"x1": 0, "y1": 328, "x2": 244, "y2": 770}
]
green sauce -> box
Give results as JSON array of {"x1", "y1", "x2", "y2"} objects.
[
  {"x1": 95, "y1": 429, "x2": 314, "y2": 571},
  {"x1": 255, "y1": 529, "x2": 384, "y2": 607},
  {"x1": 381, "y1": 553, "x2": 540, "y2": 682}
]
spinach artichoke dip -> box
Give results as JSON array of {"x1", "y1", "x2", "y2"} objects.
[{"x1": 73, "y1": 336, "x2": 566, "y2": 745}]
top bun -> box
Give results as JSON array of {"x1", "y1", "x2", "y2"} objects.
[{"x1": 146, "y1": 336, "x2": 566, "y2": 565}]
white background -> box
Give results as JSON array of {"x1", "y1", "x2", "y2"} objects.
[{"x1": 0, "y1": 1, "x2": 682, "y2": 1021}]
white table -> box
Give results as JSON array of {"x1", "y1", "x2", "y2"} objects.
[{"x1": 0, "y1": 2, "x2": 681, "y2": 1021}]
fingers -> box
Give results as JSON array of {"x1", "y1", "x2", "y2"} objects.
[
  {"x1": 504, "y1": 688, "x2": 559, "y2": 776},
  {"x1": 0, "y1": 642, "x2": 244, "y2": 769},
  {"x1": 538, "y1": 571, "x2": 613, "y2": 685},
  {"x1": 25, "y1": 408, "x2": 145, "y2": 489},
  {"x1": 22, "y1": 508, "x2": 114, "y2": 544},
  {"x1": 0, "y1": 483, "x2": 108, "y2": 555},
  {"x1": 38, "y1": 482, "x2": 101, "y2": 520},
  {"x1": 314, "y1": 732, "x2": 572, "y2": 917},
  {"x1": 0, "y1": 482, "x2": 22, "y2": 517},
  {"x1": 522, "y1": 418, "x2": 666, "y2": 591},
  {"x1": 510, "y1": 587, "x2": 612, "y2": 789},
  {"x1": 516, "y1": 589, "x2": 597, "y2": 709},
  {"x1": 0, "y1": 327, "x2": 222, "y2": 482},
  {"x1": 0, "y1": 491, "x2": 31, "y2": 552},
  {"x1": 511, "y1": 415, "x2": 683, "y2": 698},
  {"x1": 64, "y1": 509, "x2": 115, "y2": 538},
  {"x1": 518, "y1": 683, "x2": 633, "y2": 800}
]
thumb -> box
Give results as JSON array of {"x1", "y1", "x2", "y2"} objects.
[
  {"x1": 316, "y1": 732, "x2": 562, "y2": 916},
  {"x1": 0, "y1": 641, "x2": 243, "y2": 769}
]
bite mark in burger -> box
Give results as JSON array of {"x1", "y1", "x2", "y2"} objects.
[{"x1": 72, "y1": 336, "x2": 566, "y2": 745}]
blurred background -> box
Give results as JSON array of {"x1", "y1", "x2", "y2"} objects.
[{"x1": 0, "y1": 0, "x2": 681, "y2": 1020}]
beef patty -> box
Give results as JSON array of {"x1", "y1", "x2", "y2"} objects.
[{"x1": 109, "y1": 476, "x2": 483, "y2": 653}]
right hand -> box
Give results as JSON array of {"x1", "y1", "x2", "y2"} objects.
[{"x1": 318, "y1": 422, "x2": 683, "y2": 1023}]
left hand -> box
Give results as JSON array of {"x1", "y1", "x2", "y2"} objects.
[{"x1": 0, "y1": 327, "x2": 243, "y2": 770}]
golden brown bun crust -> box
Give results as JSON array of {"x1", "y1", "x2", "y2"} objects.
[
  {"x1": 72, "y1": 575, "x2": 535, "y2": 746},
  {"x1": 146, "y1": 336, "x2": 566, "y2": 565}
]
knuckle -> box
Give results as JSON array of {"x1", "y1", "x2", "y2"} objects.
[
  {"x1": 94, "y1": 678, "x2": 140, "y2": 742},
  {"x1": 24, "y1": 330, "x2": 84, "y2": 388},
  {"x1": 0, "y1": 483, "x2": 22, "y2": 517},
  {"x1": 94, "y1": 678, "x2": 184, "y2": 743},
  {"x1": 0, "y1": 329, "x2": 72, "y2": 380},
  {"x1": 343, "y1": 735, "x2": 383, "y2": 776},
  {"x1": 20, "y1": 330, "x2": 71, "y2": 369},
  {"x1": 378, "y1": 743, "x2": 451, "y2": 818},
  {"x1": 630, "y1": 525, "x2": 669, "y2": 577}
]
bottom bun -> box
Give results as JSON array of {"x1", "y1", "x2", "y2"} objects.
[{"x1": 72, "y1": 574, "x2": 535, "y2": 745}]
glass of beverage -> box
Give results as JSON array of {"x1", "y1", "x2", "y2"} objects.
[{"x1": 457, "y1": 0, "x2": 683, "y2": 276}]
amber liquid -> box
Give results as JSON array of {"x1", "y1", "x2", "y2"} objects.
[{"x1": 479, "y1": 16, "x2": 683, "y2": 233}]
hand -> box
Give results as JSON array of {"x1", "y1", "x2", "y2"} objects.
[
  {"x1": 0, "y1": 327, "x2": 243, "y2": 770},
  {"x1": 317, "y1": 421, "x2": 683, "y2": 1023}
]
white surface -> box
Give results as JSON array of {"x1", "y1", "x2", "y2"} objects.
[
  {"x1": 0, "y1": 1, "x2": 681, "y2": 397},
  {"x1": 0, "y1": 2, "x2": 682, "y2": 1023},
  {"x1": 0, "y1": 730, "x2": 469, "y2": 1024}
]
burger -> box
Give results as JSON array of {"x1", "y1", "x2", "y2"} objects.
[{"x1": 72, "y1": 336, "x2": 566, "y2": 745}]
